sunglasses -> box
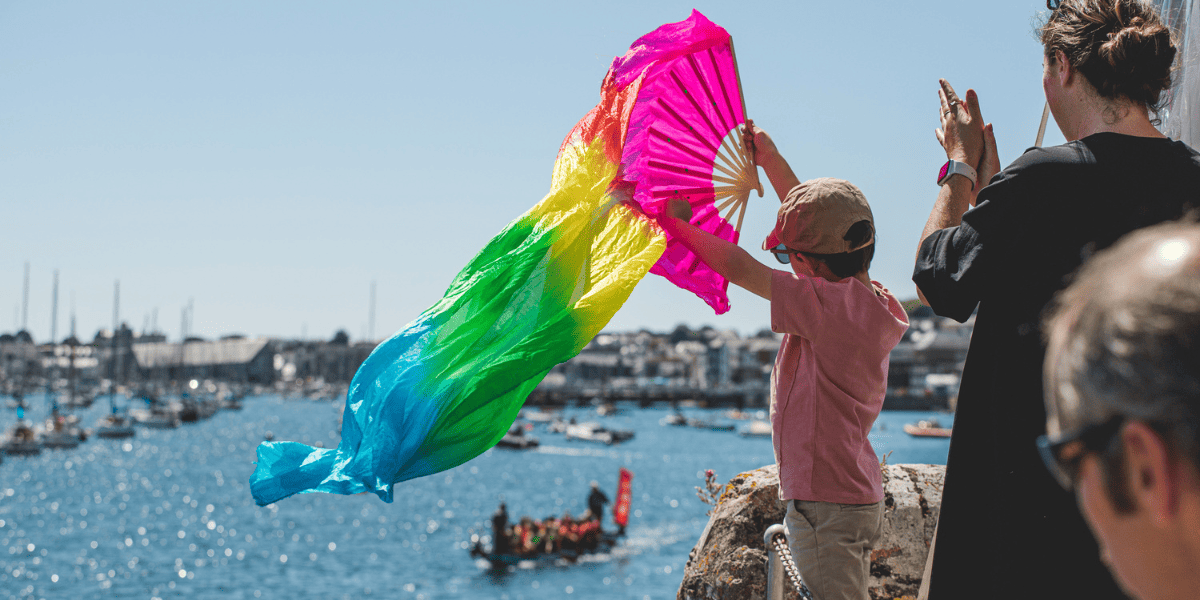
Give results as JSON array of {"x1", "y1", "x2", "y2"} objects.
[
  {"x1": 770, "y1": 244, "x2": 799, "y2": 265},
  {"x1": 1036, "y1": 416, "x2": 1126, "y2": 491}
]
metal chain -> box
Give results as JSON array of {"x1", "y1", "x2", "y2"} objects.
[{"x1": 771, "y1": 532, "x2": 814, "y2": 600}]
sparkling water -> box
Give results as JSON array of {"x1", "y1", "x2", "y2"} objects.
[{"x1": 0, "y1": 395, "x2": 950, "y2": 600}]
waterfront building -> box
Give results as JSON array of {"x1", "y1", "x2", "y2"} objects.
[
  {"x1": 271, "y1": 336, "x2": 375, "y2": 385},
  {"x1": 130, "y1": 337, "x2": 276, "y2": 384},
  {"x1": 0, "y1": 331, "x2": 38, "y2": 398},
  {"x1": 536, "y1": 305, "x2": 973, "y2": 410},
  {"x1": 885, "y1": 305, "x2": 973, "y2": 410},
  {"x1": 535, "y1": 326, "x2": 778, "y2": 408},
  {"x1": 1, "y1": 299, "x2": 974, "y2": 411}
]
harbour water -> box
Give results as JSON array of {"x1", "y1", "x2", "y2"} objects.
[{"x1": 0, "y1": 395, "x2": 951, "y2": 600}]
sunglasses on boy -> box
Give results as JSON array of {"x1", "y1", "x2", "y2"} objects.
[
  {"x1": 1036, "y1": 415, "x2": 1126, "y2": 491},
  {"x1": 770, "y1": 244, "x2": 800, "y2": 265}
]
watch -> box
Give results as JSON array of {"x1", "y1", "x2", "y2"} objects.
[{"x1": 937, "y1": 160, "x2": 977, "y2": 190}]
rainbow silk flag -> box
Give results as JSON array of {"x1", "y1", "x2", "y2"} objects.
[{"x1": 250, "y1": 11, "x2": 743, "y2": 505}]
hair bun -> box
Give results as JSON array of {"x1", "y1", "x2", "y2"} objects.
[
  {"x1": 1041, "y1": 0, "x2": 1177, "y2": 111},
  {"x1": 1102, "y1": 19, "x2": 1164, "y2": 62},
  {"x1": 1098, "y1": 19, "x2": 1175, "y2": 104}
]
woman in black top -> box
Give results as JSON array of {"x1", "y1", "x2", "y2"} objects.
[{"x1": 914, "y1": 1, "x2": 1200, "y2": 598}]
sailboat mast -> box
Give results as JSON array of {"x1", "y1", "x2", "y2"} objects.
[
  {"x1": 68, "y1": 292, "x2": 76, "y2": 407},
  {"x1": 50, "y1": 271, "x2": 58, "y2": 345},
  {"x1": 111, "y1": 280, "x2": 121, "y2": 411},
  {"x1": 47, "y1": 270, "x2": 59, "y2": 414},
  {"x1": 369, "y1": 280, "x2": 377, "y2": 342},
  {"x1": 21, "y1": 262, "x2": 29, "y2": 333}
]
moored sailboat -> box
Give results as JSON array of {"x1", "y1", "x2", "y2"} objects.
[
  {"x1": 40, "y1": 404, "x2": 85, "y2": 449},
  {"x1": 95, "y1": 410, "x2": 136, "y2": 438},
  {"x1": 2, "y1": 403, "x2": 42, "y2": 456}
]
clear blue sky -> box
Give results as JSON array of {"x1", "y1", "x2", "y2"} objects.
[{"x1": 1, "y1": 0, "x2": 1066, "y2": 343}]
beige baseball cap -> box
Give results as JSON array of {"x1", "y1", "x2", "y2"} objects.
[{"x1": 762, "y1": 178, "x2": 875, "y2": 254}]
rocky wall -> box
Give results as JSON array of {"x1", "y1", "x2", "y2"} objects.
[{"x1": 677, "y1": 463, "x2": 945, "y2": 600}]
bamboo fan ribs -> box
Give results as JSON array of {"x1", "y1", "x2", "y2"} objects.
[{"x1": 644, "y1": 49, "x2": 761, "y2": 233}]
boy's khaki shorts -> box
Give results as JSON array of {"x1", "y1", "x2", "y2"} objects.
[{"x1": 784, "y1": 498, "x2": 883, "y2": 600}]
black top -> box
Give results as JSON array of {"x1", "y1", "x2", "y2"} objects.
[
  {"x1": 914, "y1": 133, "x2": 1200, "y2": 600},
  {"x1": 588, "y1": 488, "x2": 610, "y2": 515}
]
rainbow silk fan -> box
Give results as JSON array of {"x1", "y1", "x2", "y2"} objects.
[{"x1": 250, "y1": 10, "x2": 758, "y2": 506}]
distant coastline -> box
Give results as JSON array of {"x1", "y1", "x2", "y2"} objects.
[{"x1": 1, "y1": 301, "x2": 967, "y2": 413}]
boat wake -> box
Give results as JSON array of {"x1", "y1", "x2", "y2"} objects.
[
  {"x1": 614, "y1": 522, "x2": 697, "y2": 555},
  {"x1": 533, "y1": 445, "x2": 629, "y2": 459}
]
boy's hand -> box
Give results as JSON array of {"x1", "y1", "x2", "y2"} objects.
[
  {"x1": 742, "y1": 119, "x2": 780, "y2": 166},
  {"x1": 665, "y1": 198, "x2": 693, "y2": 221},
  {"x1": 741, "y1": 119, "x2": 799, "y2": 203}
]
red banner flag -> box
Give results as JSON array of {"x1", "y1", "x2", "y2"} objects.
[{"x1": 613, "y1": 467, "x2": 634, "y2": 528}]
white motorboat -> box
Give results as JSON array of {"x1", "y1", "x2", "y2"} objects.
[
  {"x1": 519, "y1": 408, "x2": 558, "y2": 423},
  {"x1": 565, "y1": 421, "x2": 634, "y2": 445},
  {"x1": 739, "y1": 420, "x2": 772, "y2": 438},
  {"x1": 660, "y1": 412, "x2": 688, "y2": 426}
]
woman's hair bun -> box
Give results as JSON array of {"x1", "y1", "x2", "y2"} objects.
[
  {"x1": 1096, "y1": 17, "x2": 1175, "y2": 104},
  {"x1": 1041, "y1": 0, "x2": 1177, "y2": 110}
]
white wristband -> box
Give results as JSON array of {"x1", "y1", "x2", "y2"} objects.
[{"x1": 937, "y1": 160, "x2": 977, "y2": 190}]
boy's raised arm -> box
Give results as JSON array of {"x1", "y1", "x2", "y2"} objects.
[{"x1": 658, "y1": 199, "x2": 773, "y2": 301}]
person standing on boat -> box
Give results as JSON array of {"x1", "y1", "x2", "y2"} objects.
[
  {"x1": 913, "y1": 1, "x2": 1200, "y2": 597},
  {"x1": 658, "y1": 125, "x2": 909, "y2": 600},
  {"x1": 491, "y1": 502, "x2": 510, "y2": 554},
  {"x1": 1042, "y1": 220, "x2": 1200, "y2": 600},
  {"x1": 587, "y1": 481, "x2": 609, "y2": 525}
]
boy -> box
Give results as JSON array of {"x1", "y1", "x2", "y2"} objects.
[{"x1": 657, "y1": 123, "x2": 909, "y2": 600}]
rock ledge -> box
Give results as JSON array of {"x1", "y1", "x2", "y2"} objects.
[{"x1": 677, "y1": 463, "x2": 945, "y2": 600}]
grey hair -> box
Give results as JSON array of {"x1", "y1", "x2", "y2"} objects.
[{"x1": 1044, "y1": 219, "x2": 1200, "y2": 466}]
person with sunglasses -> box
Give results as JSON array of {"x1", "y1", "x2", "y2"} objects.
[
  {"x1": 912, "y1": 1, "x2": 1200, "y2": 598},
  {"x1": 658, "y1": 123, "x2": 909, "y2": 600},
  {"x1": 1041, "y1": 220, "x2": 1200, "y2": 600}
]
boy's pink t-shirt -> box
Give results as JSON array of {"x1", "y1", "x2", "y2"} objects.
[{"x1": 770, "y1": 269, "x2": 909, "y2": 504}]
